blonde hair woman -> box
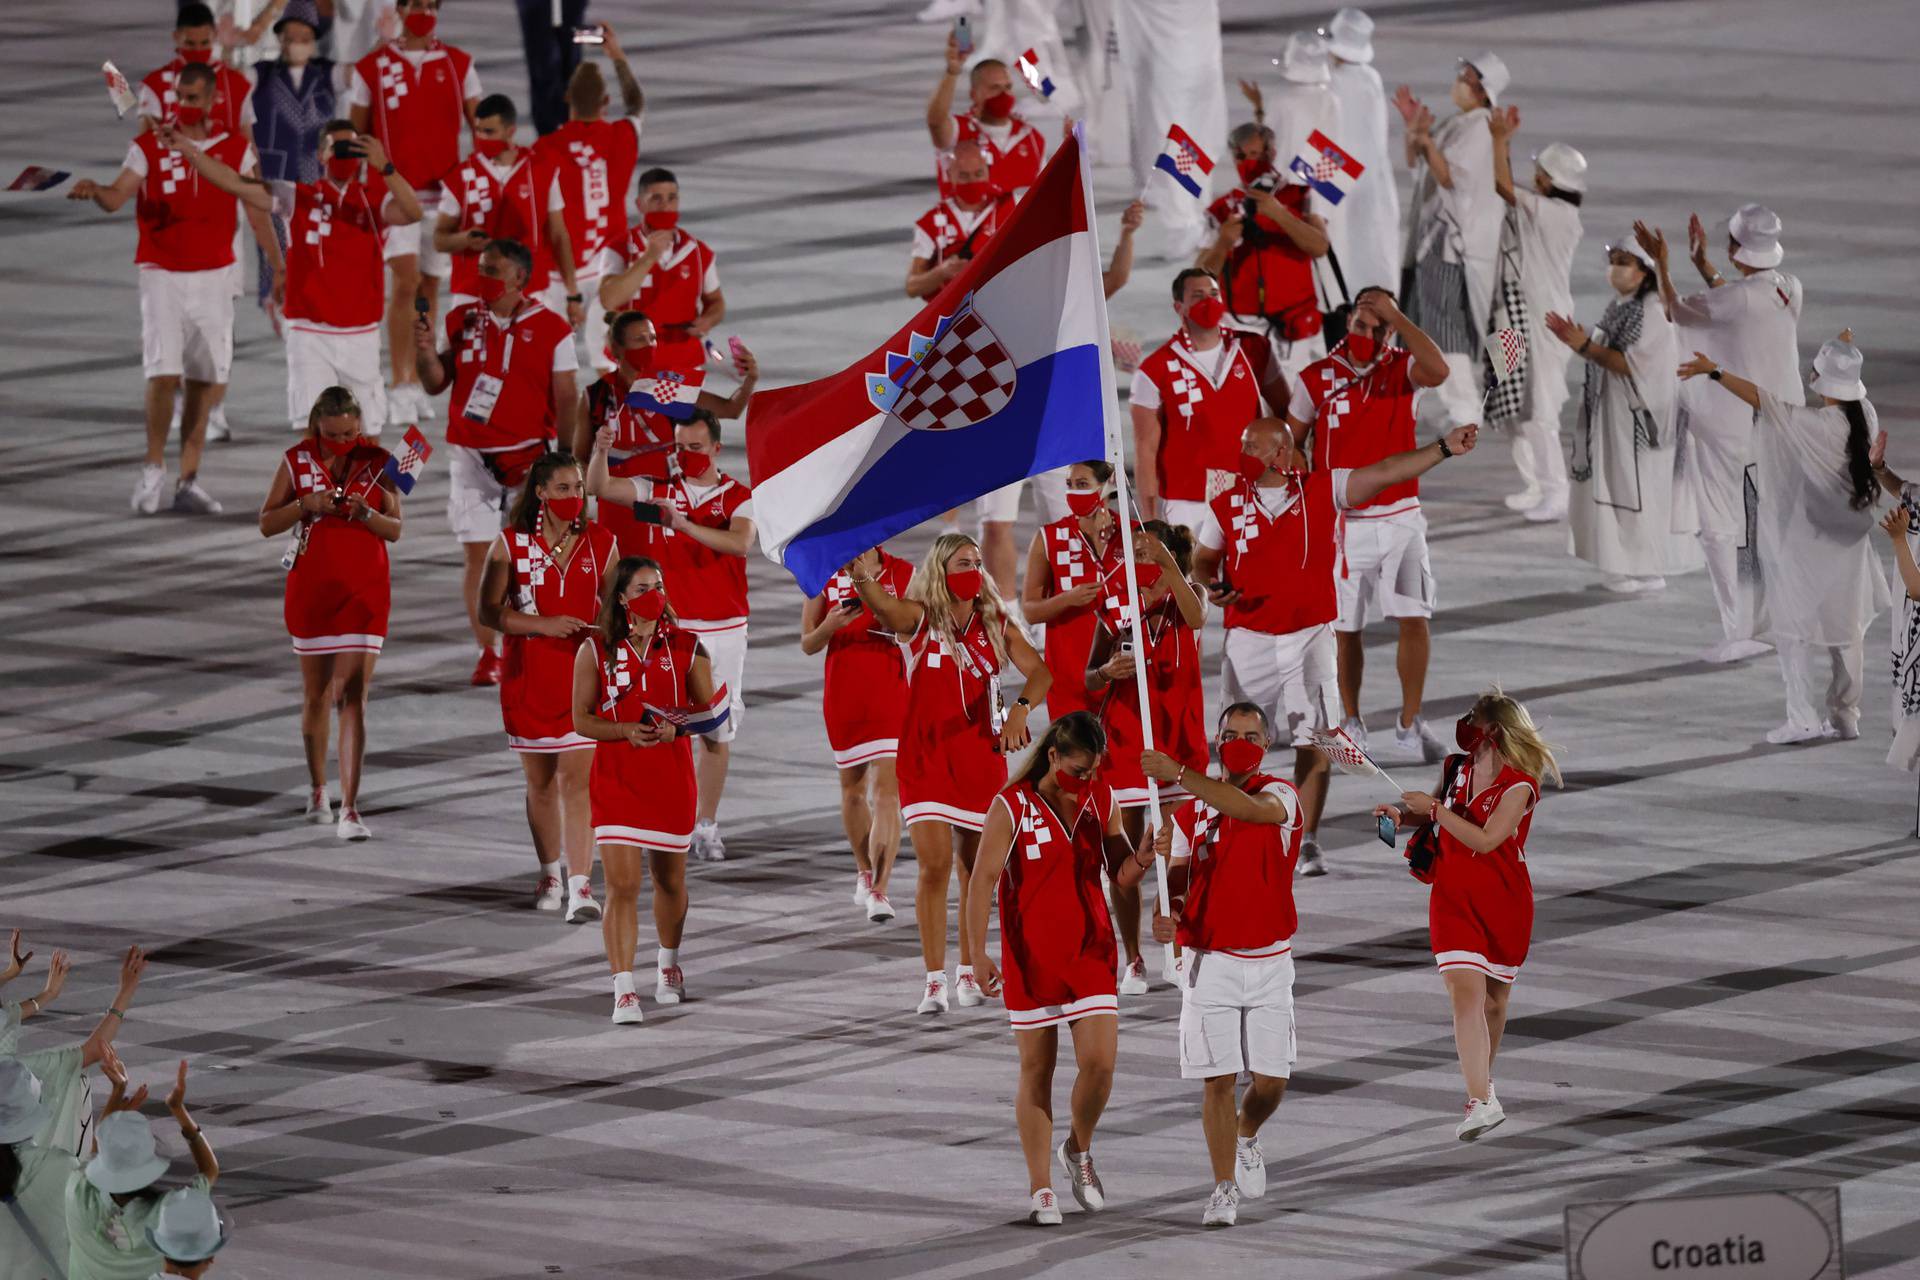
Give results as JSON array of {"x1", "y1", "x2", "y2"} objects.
[
  {"x1": 1375, "y1": 689, "x2": 1560, "y2": 1142},
  {"x1": 847, "y1": 533, "x2": 1051, "y2": 1014}
]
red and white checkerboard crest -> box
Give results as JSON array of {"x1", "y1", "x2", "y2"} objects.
[
  {"x1": 1492, "y1": 327, "x2": 1527, "y2": 381},
  {"x1": 865, "y1": 291, "x2": 1016, "y2": 432}
]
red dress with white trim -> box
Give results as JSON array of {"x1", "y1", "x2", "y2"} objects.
[
  {"x1": 1429, "y1": 764, "x2": 1538, "y2": 983},
  {"x1": 1092, "y1": 586, "x2": 1209, "y2": 807},
  {"x1": 1171, "y1": 771, "x2": 1302, "y2": 957},
  {"x1": 1037, "y1": 512, "x2": 1120, "y2": 720},
  {"x1": 589, "y1": 626, "x2": 700, "y2": 852},
  {"x1": 496, "y1": 522, "x2": 619, "y2": 752},
  {"x1": 282, "y1": 439, "x2": 393, "y2": 656},
  {"x1": 896, "y1": 610, "x2": 1010, "y2": 832},
  {"x1": 993, "y1": 780, "x2": 1120, "y2": 1030},
  {"x1": 819, "y1": 554, "x2": 913, "y2": 769}
]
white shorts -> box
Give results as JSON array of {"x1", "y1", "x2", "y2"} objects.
[
  {"x1": 1336, "y1": 508, "x2": 1435, "y2": 630},
  {"x1": 1029, "y1": 467, "x2": 1071, "y2": 526},
  {"x1": 1160, "y1": 498, "x2": 1212, "y2": 540},
  {"x1": 687, "y1": 623, "x2": 746, "y2": 744},
  {"x1": 1178, "y1": 946, "x2": 1297, "y2": 1080},
  {"x1": 286, "y1": 326, "x2": 388, "y2": 435},
  {"x1": 975, "y1": 479, "x2": 1024, "y2": 524},
  {"x1": 1224, "y1": 623, "x2": 1336, "y2": 748},
  {"x1": 447, "y1": 445, "x2": 516, "y2": 545},
  {"x1": 382, "y1": 217, "x2": 450, "y2": 279},
  {"x1": 139, "y1": 267, "x2": 234, "y2": 382}
]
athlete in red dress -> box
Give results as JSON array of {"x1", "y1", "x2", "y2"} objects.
[
  {"x1": 257, "y1": 387, "x2": 403, "y2": 843},
  {"x1": 571, "y1": 558, "x2": 720, "y2": 1025},
  {"x1": 800, "y1": 548, "x2": 913, "y2": 924},
  {"x1": 1375, "y1": 691, "x2": 1560, "y2": 1142},
  {"x1": 1081, "y1": 522, "x2": 1209, "y2": 991},
  {"x1": 479, "y1": 453, "x2": 619, "y2": 922},
  {"x1": 846, "y1": 535, "x2": 1051, "y2": 1016},
  {"x1": 1020, "y1": 461, "x2": 1121, "y2": 722},
  {"x1": 967, "y1": 713, "x2": 1149, "y2": 1226}
]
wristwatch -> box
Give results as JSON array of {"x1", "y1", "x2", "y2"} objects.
[
  {"x1": 1014, "y1": 696, "x2": 1031, "y2": 709},
  {"x1": 1436, "y1": 437, "x2": 1453, "y2": 459},
  {"x1": 1708, "y1": 369, "x2": 1724, "y2": 382},
  {"x1": 567, "y1": 293, "x2": 583, "y2": 303},
  {"x1": 381, "y1": 162, "x2": 395, "y2": 176}
]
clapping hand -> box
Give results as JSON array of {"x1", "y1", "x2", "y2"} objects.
[
  {"x1": 1676, "y1": 351, "x2": 1718, "y2": 381},
  {"x1": 1238, "y1": 78, "x2": 1265, "y2": 119},
  {"x1": 1869, "y1": 429, "x2": 1888, "y2": 470},
  {"x1": 41, "y1": 951, "x2": 71, "y2": 1003},
  {"x1": 1633, "y1": 220, "x2": 1668, "y2": 267},
  {"x1": 1119, "y1": 199, "x2": 1146, "y2": 234},
  {"x1": 1488, "y1": 104, "x2": 1520, "y2": 140},
  {"x1": 1392, "y1": 85, "x2": 1423, "y2": 126},
  {"x1": 2, "y1": 930, "x2": 28, "y2": 982},
  {"x1": 1543, "y1": 311, "x2": 1587, "y2": 351},
  {"x1": 1880, "y1": 506, "x2": 1910, "y2": 543}
]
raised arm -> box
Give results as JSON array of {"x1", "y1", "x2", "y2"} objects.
[
  {"x1": 1102, "y1": 200, "x2": 1145, "y2": 299},
  {"x1": 167, "y1": 1060, "x2": 220, "y2": 1185},
  {"x1": 13, "y1": 950, "x2": 68, "y2": 1023},
  {"x1": 602, "y1": 23, "x2": 645, "y2": 117},
  {"x1": 1871, "y1": 430, "x2": 1905, "y2": 496},
  {"x1": 584, "y1": 424, "x2": 641, "y2": 504},
  {"x1": 1881, "y1": 507, "x2": 1920, "y2": 601},
  {"x1": 165, "y1": 128, "x2": 272, "y2": 211},
  {"x1": 1250, "y1": 190, "x2": 1329, "y2": 257},
  {"x1": 1141, "y1": 751, "x2": 1291, "y2": 824},
  {"x1": 1346, "y1": 424, "x2": 1478, "y2": 508},
  {"x1": 79, "y1": 945, "x2": 146, "y2": 1068},
  {"x1": 926, "y1": 33, "x2": 963, "y2": 150},
  {"x1": 1488, "y1": 106, "x2": 1519, "y2": 205},
  {"x1": 363, "y1": 135, "x2": 423, "y2": 226},
  {"x1": 695, "y1": 347, "x2": 758, "y2": 419},
  {"x1": 66, "y1": 166, "x2": 142, "y2": 214},
  {"x1": 847, "y1": 548, "x2": 924, "y2": 635},
  {"x1": 1634, "y1": 220, "x2": 1678, "y2": 321}
]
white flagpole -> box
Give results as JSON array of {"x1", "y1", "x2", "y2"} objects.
[{"x1": 1077, "y1": 125, "x2": 1175, "y2": 976}]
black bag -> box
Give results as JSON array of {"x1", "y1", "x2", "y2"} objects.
[
  {"x1": 1404, "y1": 752, "x2": 1465, "y2": 883},
  {"x1": 1317, "y1": 245, "x2": 1355, "y2": 349}
]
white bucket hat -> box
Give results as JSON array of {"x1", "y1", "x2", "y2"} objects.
[
  {"x1": 1279, "y1": 31, "x2": 1331, "y2": 84},
  {"x1": 1811, "y1": 335, "x2": 1866, "y2": 400},
  {"x1": 1533, "y1": 142, "x2": 1588, "y2": 193},
  {"x1": 1728, "y1": 203, "x2": 1784, "y2": 268},
  {"x1": 146, "y1": 1186, "x2": 232, "y2": 1263},
  {"x1": 1461, "y1": 52, "x2": 1509, "y2": 106},
  {"x1": 84, "y1": 1111, "x2": 171, "y2": 1194},
  {"x1": 1606, "y1": 235, "x2": 1657, "y2": 276},
  {"x1": 1322, "y1": 8, "x2": 1374, "y2": 63},
  {"x1": 0, "y1": 1058, "x2": 50, "y2": 1144}
]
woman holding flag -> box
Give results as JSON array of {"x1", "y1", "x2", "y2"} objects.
[
  {"x1": 479, "y1": 452, "x2": 620, "y2": 922},
  {"x1": 845, "y1": 535, "x2": 1051, "y2": 1016},
  {"x1": 258, "y1": 385, "x2": 403, "y2": 843},
  {"x1": 571, "y1": 556, "x2": 726, "y2": 1024},
  {"x1": 965, "y1": 711, "x2": 1149, "y2": 1225},
  {"x1": 1020, "y1": 461, "x2": 1122, "y2": 722}
]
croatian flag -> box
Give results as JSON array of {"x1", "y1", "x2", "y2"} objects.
[
  {"x1": 1490, "y1": 328, "x2": 1527, "y2": 382},
  {"x1": 748, "y1": 130, "x2": 1115, "y2": 594},
  {"x1": 1152, "y1": 124, "x2": 1214, "y2": 199},
  {"x1": 1289, "y1": 130, "x2": 1364, "y2": 205},
  {"x1": 1015, "y1": 48, "x2": 1056, "y2": 100},
  {"x1": 6, "y1": 166, "x2": 70, "y2": 192},
  {"x1": 626, "y1": 369, "x2": 705, "y2": 420},
  {"x1": 381, "y1": 425, "x2": 433, "y2": 495},
  {"x1": 644, "y1": 683, "x2": 731, "y2": 737},
  {"x1": 102, "y1": 61, "x2": 138, "y2": 119}
]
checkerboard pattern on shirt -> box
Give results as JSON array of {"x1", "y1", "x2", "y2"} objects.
[
  {"x1": 1225, "y1": 490, "x2": 1264, "y2": 556},
  {"x1": 1169, "y1": 367, "x2": 1203, "y2": 420},
  {"x1": 1053, "y1": 545, "x2": 1091, "y2": 589},
  {"x1": 158, "y1": 148, "x2": 190, "y2": 196},
  {"x1": 379, "y1": 56, "x2": 410, "y2": 111},
  {"x1": 567, "y1": 140, "x2": 611, "y2": 248},
  {"x1": 507, "y1": 530, "x2": 549, "y2": 613},
  {"x1": 1017, "y1": 793, "x2": 1054, "y2": 860},
  {"x1": 158, "y1": 67, "x2": 179, "y2": 112},
  {"x1": 1313, "y1": 367, "x2": 1356, "y2": 436},
  {"x1": 1189, "y1": 801, "x2": 1223, "y2": 861},
  {"x1": 600, "y1": 655, "x2": 634, "y2": 712},
  {"x1": 893, "y1": 309, "x2": 1016, "y2": 432},
  {"x1": 303, "y1": 196, "x2": 335, "y2": 248}
]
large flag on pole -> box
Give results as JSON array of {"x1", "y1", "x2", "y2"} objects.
[{"x1": 746, "y1": 129, "x2": 1111, "y2": 595}]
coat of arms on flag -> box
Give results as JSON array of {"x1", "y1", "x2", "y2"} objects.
[
  {"x1": 1490, "y1": 327, "x2": 1527, "y2": 383},
  {"x1": 1153, "y1": 124, "x2": 1214, "y2": 199},
  {"x1": 1289, "y1": 130, "x2": 1365, "y2": 205},
  {"x1": 102, "y1": 61, "x2": 138, "y2": 118},
  {"x1": 864, "y1": 291, "x2": 1017, "y2": 432},
  {"x1": 626, "y1": 369, "x2": 706, "y2": 420},
  {"x1": 382, "y1": 425, "x2": 434, "y2": 494},
  {"x1": 1015, "y1": 48, "x2": 1056, "y2": 100}
]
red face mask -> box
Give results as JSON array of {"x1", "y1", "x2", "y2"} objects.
[
  {"x1": 1219, "y1": 738, "x2": 1265, "y2": 776},
  {"x1": 544, "y1": 495, "x2": 583, "y2": 523},
  {"x1": 175, "y1": 104, "x2": 207, "y2": 127},
  {"x1": 1053, "y1": 766, "x2": 1090, "y2": 794},
  {"x1": 472, "y1": 135, "x2": 510, "y2": 159},
  {"x1": 620, "y1": 343, "x2": 655, "y2": 376},
  {"x1": 1135, "y1": 562, "x2": 1164, "y2": 590},
  {"x1": 325, "y1": 157, "x2": 359, "y2": 182},
  {"x1": 402, "y1": 10, "x2": 437, "y2": 38},
  {"x1": 643, "y1": 209, "x2": 679, "y2": 232},
  {"x1": 980, "y1": 91, "x2": 1016, "y2": 119},
  {"x1": 178, "y1": 46, "x2": 214, "y2": 64},
  {"x1": 319, "y1": 433, "x2": 361, "y2": 458},
  {"x1": 1066, "y1": 489, "x2": 1104, "y2": 518},
  {"x1": 1186, "y1": 295, "x2": 1226, "y2": 330},
  {"x1": 954, "y1": 179, "x2": 993, "y2": 206},
  {"x1": 1236, "y1": 452, "x2": 1270, "y2": 484},
  {"x1": 474, "y1": 274, "x2": 509, "y2": 305},
  {"x1": 1456, "y1": 717, "x2": 1491, "y2": 753},
  {"x1": 945, "y1": 567, "x2": 983, "y2": 601},
  {"x1": 1234, "y1": 154, "x2": 1269, "y2": 185},
  {"x1": 1345, "y1": 331, "x2": 1379, "y2": 364},
  {"x1": 677, "y1": 448, "x2": 713, "y2": 479},
  {"x1": 627, "y1": 588, "x2": 667, "y2": 622}
]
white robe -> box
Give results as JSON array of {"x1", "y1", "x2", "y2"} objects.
[
  {"x1": 1509, "y1": 190, "x2": 1582, "y2": 426},
  {"x1": 1568, "y1": 300, "x2": 1702, "y2": 578},
  {"x1": 1115, "y1": 0, "x2": 1227, "y2": 257},
  {"x1": 1754, "y1": 390, "x2": 1888, "y2": 647},
  {"x1": 1267, "y1": 82, "x2": 1342, "y2": 182},
  {"x1": 1889, "y1": 486, "x2": 1920, "y2": 771},
  {"x1": 980, "y1": 0, "x2": 1083, "y2": 116},
  {"x1": 1328, "y1": 61, "x2": 1400, "y2": 294},
  {"x1": 1403, "y1": 107, "x2": 1501, "y2": 337}
]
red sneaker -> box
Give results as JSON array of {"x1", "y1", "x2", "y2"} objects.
[{"x1": 470, "y1": 649, "x2": 501, "y2": 686}]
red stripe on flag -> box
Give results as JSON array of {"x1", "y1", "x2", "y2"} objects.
[
  {"x1": 1305, "y1": 130, "x2": 1363, "y2": 178},
  {"x1": 1164, "y1": 123, "x2": 1214, "y2": 173}
]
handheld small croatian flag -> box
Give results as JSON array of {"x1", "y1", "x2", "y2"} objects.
[
  {"x1": 381, "y1": 425, "x2": 434, "y2": 495},
  {"x1": 1489, "y1": 327, "x2": 1527, "y2": 382},
  {"x1": 747, "y1": 129, "x2": 1114, "y2": 594},
  {"x1": 643, "y1": 684, "x2": 731, "y2": 737},
  {"x1": 1015, "y1": 48, "x2": 1056, "y2": 100},
  {"x1": 102, "y1": 62, "x2": 138, "y2": 118},
  {"x1": 1289, "y1": 130, "x2": 1365, "y2": 205},
  {"x1": 626, "y1": 369, "x2": 706, "y2": 421},
  {"x1": 1152, "y1": 124, "x2": 1214, "y2": 199},
  {"x1": 6, "y1": 167, "x2": 71, "y2": 193}
]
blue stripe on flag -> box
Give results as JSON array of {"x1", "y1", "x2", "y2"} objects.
[
  {"x1": 1288, "y1": 157, "x2": 1345, "y2": 205},
  {"x1": 782, "y1": 345, "x2": 1104, "y2": 593},
  {"x1": 1154, "y1": 154, "x2": 1203, "y2": 199}
]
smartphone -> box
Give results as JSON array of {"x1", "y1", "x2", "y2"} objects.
[
  {"x1": 331, "y1": 138, "x2": 365, "y2": 159},
  {"x1": 631, "y1": 501, "x2": 666, "y2": 525},
  {"x1": 413, "y1": 295, "x2": 430, "y2": 317},
  {"x1": 572, "y1": 25, "x2": 605, "y2": 44},
  {"x1": 837, "y1": 597, "x2": 863, "y2": 614},
  {"x1": 954, "y1": 14, "x2": 973, "y2": 56},
  {"x1": 1377, "y1": 813, "x2": 1397, "y2": 848}
]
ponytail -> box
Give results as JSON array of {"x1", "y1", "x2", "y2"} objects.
[
  {"x1": 1840, "y1": 399, "x2": 1876, "y2": 512},
  {"x1": 1011, "y1": 710, "x2": 1106, "y2": 789}
]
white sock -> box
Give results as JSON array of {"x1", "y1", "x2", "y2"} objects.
[
  {"x1": 1237, "y1": 1134, "x2": 1256, "y2": 1149},
  {"x1": 957, "y1": 964, "x2": 975, "y2": 977},
  {"x1": 927, "y1": 969, "x2": 946, "y2": 984},
  {"x1": 539, "y1": 861, "x2": 561, "y2": 882},
  {"x1": 612, "y1": 971, "x2": 635, "y2": 997},
  {"x1": 568, "y1": 874, "x2": 590, "y2": 892},
  {"x1": 658, "y1": 947, "x2": 678, "y2": 970}
]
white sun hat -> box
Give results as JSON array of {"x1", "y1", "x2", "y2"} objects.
[
  {"x1": 1605, "y1": 234, "x2": 1657, "y2": 275},
  {"x1": 1322, "y1": 8, "x2": 1375, "y2": 63},
  {"x1": 146, "y1": 1186, "x2": 233, "y2": 1263},
  {"x1": 1728, "y1": 203, "x2": 1784, "y2": 268},
  {"x1": 1278, "y1": 31, "x2": 1331, "y2": 85},
  {"x1": 84, "y1": 1110, "x2": 171, "y2": 1194},
  {"x1": 1533, "y1": 142, "x2": 1588, "y2": 193},
  {"x1": 1811, "y1": 334, "x2": 1866, "y2": 400},
  {"x1": 1461, "y1": 52, "x2": 1509, "y2": 106}
]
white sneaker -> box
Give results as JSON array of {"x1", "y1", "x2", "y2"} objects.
[
  {"x1": 1601, "y1": 574, "x2": 1647, "y2": 594},
  {"x1": 205, "y1": 405, "x2": 231, "y2": 442},
  {"x1": 916, "y1": 973, "x2": 949, "y2": 1015},
  {"x1": 533, "y1": 871, "x2": 564, "y2": 911},
  {"x1": 1701, "y1": 638, "x2": 1773, "y2": 664},
  {"x1": 691, "y1": 820, "x2": 727, "y2": 863},
  {"x1": 337, "y1": 810, "x2": 371, "y2": 842},
  {"x1": 1502, "y1": 489, "x2": 1542, "y2": 512},
  {"x1": 1029, "y1": 1188, "x2": 1062, "y2": 1226},
  {"x1": 1456, "y1": 1095, "x2": 1506, "y2": 1141},
  {"x1": 1203, "y1": 1180, "x2": 1239, "y2": 1227},
  {"x1": 1118, "y1": 956, "x2": 1148, "y2": 995},
  {"x1": 131, "y1": 464, "x2": 166, "y2": 515},
  {"x1": 172, "y1": 478, "x2": 223, "y2": 515},
  {"x1": 1298, "y1": 839, "x2": 1327, "y2": 878},
  {"x1": 954, "y1": 971, "x2": 985, "y2": 1007},
  {"x1": 916, "y1": 0, "x2": 980, "y2": 23},
  {"x1": 611, "y1": 991, "x2": 644, "y2": 1025},
  {"x1": 1765, "y1": 721, "x2": 1830, "y2": 746},
  {"x1": 414, "y1": 384, "x2": 435, "y2": 420},
  {"x1": 1524, "y1": 496, "x2": 1568, "y2": 523},
  {"x1": 1829, "y1": 715, "x2": 1860, "y2": 741},
  {"x1": 566, "y1": 882, "x2": 602, "y2": 924},
  {"x1": 1234, "y1": 1137, "x2": 1267, "y2": 1198},
  {"x1": 1338, "y1": 715, "x2": 1369, "y2": 755},
  {"x1": 853, "y1": 871, "x2": 873, "y2": 908},
  {"x1": 1056, "y1": 1139, "x2": 1105, "y2": 1211},
  {"x1": 866, "y1": 891, "x2": 895, "y2": 923},
  {"x1": 1395, "y1": 716, "x2": 1448, "y2": 764},
  {"x1": 303, "y1": 787, "x2": 333, "y2": 825},
  {"x1": 1161, "y1": 947, "x2": 1186, "y2": 986},
  {"x1": 655, "y1": 965, "x2": 685, "y2": 1004}
]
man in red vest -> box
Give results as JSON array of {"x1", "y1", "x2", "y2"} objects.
[
  {"x1": 906, "y1": 141, "x2": 1015, "y2": 300},
  {"x1": 136, "y1": 2, "x2": 252, "y2": 138},
  {"x1": 924, "y1": 31, "x2": 1048, "y2": 200},
  {"x1": 1191, "y1": 417, "x2": 1477, "y2": 875},
  {"x1": 598, "y1": 167, "x2": 726, "y2": 373}
]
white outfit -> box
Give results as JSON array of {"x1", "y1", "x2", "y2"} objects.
[
  {"x1": 1116, "y1": 0, "x2": 1228, "y2": 257},
  {"x1": 1498, "y1": 190, "x2": 1582, "y2": 503},
  {"x1": 1754, "y1": 389, "x2": 1888, "y2": 735},
  {"x1": 1327, "y1": 60, "x2": 1400, "y2": 294},
  {"x1": 286, "y1": 327, "x2": 388, "y2": 434},
  {"x1": 1671, "y1": 270, "x2": 1804, "y2": 644},
  {"x1": 687, "y1": 621, "x2": 747, "y2": 745},
  {"x1": 446, "y1": 445, "x2": 517, "y2": 545},
  {"x1": 1176, "y1": 946, "x2": 1297, "y2": 1080},
  {"x1": 1267, "y1": 82, "x2": 1342, "y2": 189},
  {"x1": 1568, "y1": 296, "x2": 1701, "y2": 580},
  {"x1": 1888, "y1": 488, "x2": 1920, "y2": 770},
  {"x1": 138, "y1": 268, "x2": 235, "y2": 382},
  {"x1": 1337, "y1": 510, "x2": 1434, "y2": 627},
  {"x1": 978, "y1": 0, "x2": 1082, "y2": 116},
  {"x1": 1402, "y1": 107, "x2": 1500, "y2": 424}
]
